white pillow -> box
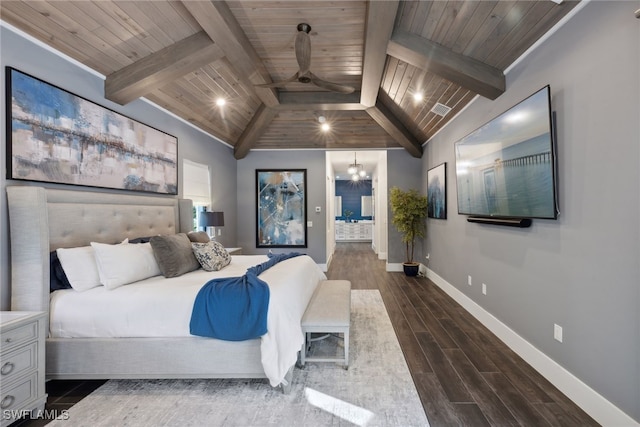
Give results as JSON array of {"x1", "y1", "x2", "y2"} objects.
[
  {"x1": 56, "y1": 246, "x2": 102, "y2": 292},
  {"x1": 91, "y1": 241, "x2": 161, "y2": 290},
  {"x1": 56, "y1": 239, "x2": 129, "y2": 292}
]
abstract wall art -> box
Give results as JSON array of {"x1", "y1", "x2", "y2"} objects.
[
  {"x1": 427, "y1": 162, "x2": 447, "y2": 219},
  {"x1": 256, "y1": 169, "x2": 307, "y2": 248},
  {"x1": 6, "y1": 67, "x2": 178, "y2": 194}
]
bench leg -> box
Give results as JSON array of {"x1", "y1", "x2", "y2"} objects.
[
  {"x1": 344, "y1": 329, "x2": 349, "y2": 370},
  {"x1": 300, "y1": 333, "x2": 307, "y2": 367}
]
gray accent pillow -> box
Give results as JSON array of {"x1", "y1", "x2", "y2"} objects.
[
  {"x1": 187, "y1": 231, "x2": 210, "y2": 243},
  {"x1": 150, "y1": 233, "x2": 201, "y2": 278},
  {"x1": 192, "y1": 241, "x2": 231, "y2": 272}
]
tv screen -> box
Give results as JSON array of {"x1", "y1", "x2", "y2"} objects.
[{"x1": 454, "y1": 86, "x2": 558, "y2": 220}]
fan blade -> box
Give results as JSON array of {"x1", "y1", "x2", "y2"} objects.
[
  {"x1": 309, "y1": 73, "x2": 355, "y2": 94},
  {"x1": 255, "y1": 73, "x2": 298, "y2": 89},
  {"x1": 295, "y1": 31, "x2": 311, "y2": 75}
]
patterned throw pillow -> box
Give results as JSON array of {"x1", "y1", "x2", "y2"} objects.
[{"x1": 191, "y1": 241, "x2": 231, "y2": 271}]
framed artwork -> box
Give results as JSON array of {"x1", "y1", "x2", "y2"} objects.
[
  {"x1": 427, "y1": 162, "x2": 447, "y2": 219},
  {"x1": 256, "y1": 169, "x2": 307, "y2": 248},
  {"x1": 6, "y1": 67, "x2": 178, "y2": 194}
]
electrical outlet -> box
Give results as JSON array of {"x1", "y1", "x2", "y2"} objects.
[
  {"x1": 482, "y1": 283, "x2": 487, "y2": 295},
  {"x1": 554, "y1": 324, "x2": 563, "y2": 342},
  {"x1": 468, "y1": 275, "x2": 472, "y2": 286},
  {"x1": 217, "y1": 228, "x2": 221, "y2": 236}
]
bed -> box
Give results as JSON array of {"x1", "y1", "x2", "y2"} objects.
[{"x1": 6, "y1": 186, "x2": 326, "y2": 391}]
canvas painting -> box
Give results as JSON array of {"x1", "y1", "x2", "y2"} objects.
[
  {"x1": 6, "y1": 67, "x2": 178, "y2": 194},
  {"x1": 427, "y1": 163, "x2": 447, "y2": 219},
  {"x1": 256, "y1": 169, "x2": 307, "y2": 248}
]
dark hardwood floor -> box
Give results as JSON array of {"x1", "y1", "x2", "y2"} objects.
[
  {"x1": 13, "y1": 242, "x2": 598, "y2": 426},
  {"x1": 328, "y1": 242, "x2": 598, "y2": 426}
]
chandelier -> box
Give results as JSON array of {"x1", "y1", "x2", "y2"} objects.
[{"x1": 347, "y1": 152, "x2": 366, "y2": 181}]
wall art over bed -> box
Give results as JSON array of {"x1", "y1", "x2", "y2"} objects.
[
  {"x1": 5, "y1": 67, "x2": 178, "y2": 194},
  {"x1": 256, "y1": 169, "x2": 307, "y2": 248}
]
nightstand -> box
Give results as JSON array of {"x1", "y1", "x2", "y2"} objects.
[
  {"x1": 1, "y1": 311, "x2": 47, "y2": 426},
  {"x1": 226, "y1": 247, "x2": 243, "y2": 255}
]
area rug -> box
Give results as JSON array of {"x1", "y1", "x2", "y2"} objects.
[{"x1": 47, "y1": 290, "x2": 429, "y2": 426}]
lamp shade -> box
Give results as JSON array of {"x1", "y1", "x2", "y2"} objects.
[{"x1": 199, "y1": 211, "x2": 224, "y2": 228}]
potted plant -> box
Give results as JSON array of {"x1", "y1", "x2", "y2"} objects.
[
  {"x1": 389, "y1": 186, "x2": 428, "y2": 276},
  {"x1": 343, "y1": 209, "x2": 353, "y2": 223}
]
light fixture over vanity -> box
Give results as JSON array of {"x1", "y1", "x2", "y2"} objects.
[{"x1": 347, "y1": 152, "x2": 366, "y2": 181}]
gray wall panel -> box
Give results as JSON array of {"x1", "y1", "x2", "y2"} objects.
[
  {"x1": 423, "y1": 2, "x2": 639, "y2": 420},
  {"x1": 236, "y1": 150, "x2": 327, "y2": 263},
  {"x1": 386, "y1": 150, "x2": 424, "y2": 265}
]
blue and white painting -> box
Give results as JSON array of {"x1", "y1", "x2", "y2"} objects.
[
  {"x1": 256, "y1": 170, "x2": 307, "y2": 248},
  {"x1": 7, "y1": 68, "x2": 177, "y2": 194}
]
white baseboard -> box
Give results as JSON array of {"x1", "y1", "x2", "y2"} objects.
[
  {"x1": 378, "y1": 251, "x2": 387, "y2": 261},
  {"x1": 318, "y1": 263, "x2": 328, "y2": 273},
  {"x1": 386, "y1": 262, "x2": 403, "y2": 272},
  {"x1": 426, "y1": 268, "x2": 638, "y2": 427}
]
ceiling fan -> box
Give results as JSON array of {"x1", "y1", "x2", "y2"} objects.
[{"x1": 256, "y1": 23, "x2": 355, "y2": 94}]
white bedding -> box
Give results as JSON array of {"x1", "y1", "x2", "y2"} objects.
[{"x1": 49, "y1": 254, "x2": 326, "y2": 386}]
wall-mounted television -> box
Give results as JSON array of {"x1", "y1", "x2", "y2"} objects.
[{"x1": 454, "y1": 86, "x2": 559, "y2": 221}]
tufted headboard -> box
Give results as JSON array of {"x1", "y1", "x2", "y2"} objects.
[{"x1": 6, "y1": 186, "x2": 193, "y2": 314}]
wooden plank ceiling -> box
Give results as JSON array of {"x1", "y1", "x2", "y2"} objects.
[{"x1": 0, "y1": 0, "x2": 579, "y2": 159}]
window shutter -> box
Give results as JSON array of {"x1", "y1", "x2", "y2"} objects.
[{"x1": 183, "y1": 159, "x2": 211, "y2": 206}]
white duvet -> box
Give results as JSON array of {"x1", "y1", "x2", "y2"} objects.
[{"x1": 49, "y1": 254, "x2": 326, "y2": 386}]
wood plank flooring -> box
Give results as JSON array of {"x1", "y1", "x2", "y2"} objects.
[
  {"x1": 15, "y1": 242, "x2": 598, "y2": 426},
  {"x1": 328, "y1": 242, "x2": 599, "y2": 426}
]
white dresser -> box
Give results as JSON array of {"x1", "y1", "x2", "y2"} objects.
[
  {"x1": 335, "y1": 222, "x2": 372, "y2": 241},
  {"x1": 0, "y1": 311, "x2": 47, "y2": 426}
]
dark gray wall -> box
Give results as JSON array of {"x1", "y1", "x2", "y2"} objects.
[
  {"x1": 0, "y1": 25, "x2": 238, "y2": 310},
  {"x1": 387, "y1": 149, "x2": 424, "y2": 265},
  {"x1": 236, "y1": 150, "x2": 327, "y2": 263},
  {"x1": 423, "y1": 2, "x2": 639, "y2": 421}
]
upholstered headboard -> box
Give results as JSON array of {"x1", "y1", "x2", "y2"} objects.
[{"x1": 6, "y1": 186, "x2": 193, "y2": 313}]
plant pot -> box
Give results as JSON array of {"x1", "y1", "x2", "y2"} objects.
[{"x1": 403, "y1": 263, "x2": 419, "y2": 277}]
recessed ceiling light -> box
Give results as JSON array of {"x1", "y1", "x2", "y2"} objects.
[
  {"x1": 321, "y1": 123, "x2": 330, "y2": 132},
  {"x1": 216, "y1": 98, "x2": 226, "y2": 107},
  {"x1": 413, "y1": 92, "x2": 424, "y2": 102}
]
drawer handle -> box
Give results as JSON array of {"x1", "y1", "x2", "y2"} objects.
[
  {"x1": 0, "y1": 362, "x2": 14, "y2": 375},
  {"x1": 0, "y1": 395, "x2": 14, "y2": 409}
]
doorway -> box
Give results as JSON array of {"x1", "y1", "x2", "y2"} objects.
[{"x1": 325, "y1": 151, "x2": 387, "y2": 267}]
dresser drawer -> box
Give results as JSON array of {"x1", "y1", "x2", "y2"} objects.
[
  {"x1": 1, "y1": 322, "x2": 37, "y2": 353},
  {"x1": 0, "y1": 372, "x2": 37, "y2": 412},
  {"x1": 0, "y1": 342, "x2": 37, "y2": 383}
]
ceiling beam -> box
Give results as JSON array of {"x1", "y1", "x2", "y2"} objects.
[
  {"x1": 388, "y1": 29, "x2": 505, "y2": 100},
  {"x1": 276, "y1": 92, "x2": 364, "y2": 111},
  {"x1": 366, "y1": 101, "x2": 422, "y2": 158},
  {"x1": 181, "y1": 0, "x2": 279, "y2": 108},
  {"x1": 360, "y1": 0, "x2": 399, "y2": 108},
  {"x1": 234, "y1": 104, "x2": 278, "y2": 160},
  {"x1": 104, "y1": 31, "x2": 223, "y2": 105}
]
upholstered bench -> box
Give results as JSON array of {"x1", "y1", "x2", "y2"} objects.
[{"x1": 300, "y1": 279, "x2": 351, "y2": 369}]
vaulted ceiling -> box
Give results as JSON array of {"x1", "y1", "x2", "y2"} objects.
[{"x1": 0, "y1": 1, "x2": 580, "y2": 159}]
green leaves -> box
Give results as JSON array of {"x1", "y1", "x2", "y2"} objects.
[{"x1": 390, "y1": 187, "x2": 427, "y2": 263}]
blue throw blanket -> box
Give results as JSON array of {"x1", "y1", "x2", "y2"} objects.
[{"x1": 189, "y1": 252, "x2": 303, "y2": 341}]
